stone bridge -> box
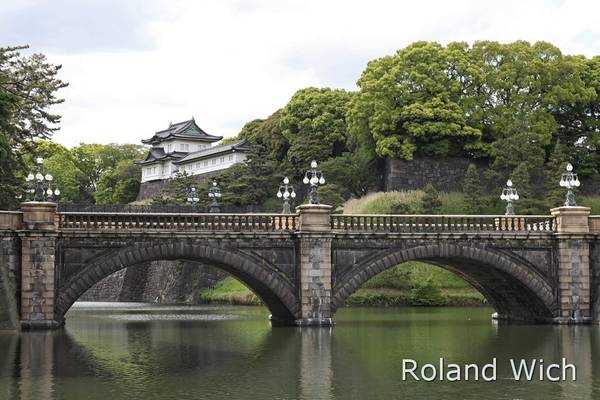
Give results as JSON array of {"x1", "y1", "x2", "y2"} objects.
[{"x1": 0, "y1": 202, "x2": 599, "y2": 330}]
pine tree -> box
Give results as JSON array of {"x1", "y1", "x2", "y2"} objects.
[
  {"x1": 511, "y1": 162, "x2": 547, "y2": 214},
  {"x1": 422, "y1": 183, "x2": 442, "y2": 214},
  {"x1": 545, "y1": 141, "x2": 570, "y2": 209},
  {"x1": 462, "y1": 164, "x2": 485, "y2": 214}
]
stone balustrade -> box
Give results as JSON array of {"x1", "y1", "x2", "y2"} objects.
[
  {"x1": 0, "y1": 211, "x2": 23, "y2": 230},
  {"x1": 589, "y1": 216, "x2": 600, "y2": 233},
  {"x1": 330, "y1": 214, "x2": 555, "y2": 233},
  {"x1": 58, "y1": 212, "x2": 298, "y2": 232}
]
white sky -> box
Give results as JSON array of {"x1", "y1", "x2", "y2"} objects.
[{"x1": 2, "y1": 0, "x2": 600, "y2": 147}]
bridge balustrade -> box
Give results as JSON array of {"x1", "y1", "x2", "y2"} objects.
[
  {"x1": 330, "y1": 214, "x2": 556, "y2": 233},
  {"x1": 58, "y1": 212, "x2": 298, "y2": 232}
]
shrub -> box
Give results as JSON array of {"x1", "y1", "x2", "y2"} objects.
[
  {"x1": 409, "y1": 278, "x2": 447, "y2": 306},
  {"x1": 343, "y1": 191, "x2": 424, "y2": 214}
]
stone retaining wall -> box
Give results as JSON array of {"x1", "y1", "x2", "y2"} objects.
[{"x1": 80, "y1": 261, "x2": 227, "y2": 304}]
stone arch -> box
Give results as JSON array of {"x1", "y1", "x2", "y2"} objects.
[
  {"x1": 56, "y1": 241, "x2": 299, "y2": 324},
  {"x1": 332, "y1": 244, "x2": 556, "y2": 321}
]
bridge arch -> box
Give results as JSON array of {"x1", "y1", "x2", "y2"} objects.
[
  {"x1": 332, "y1": 244, "x2": 556, "y2": 321},
  {"x1": 56, "y1": 241, "x2": 299, "y2": 325}
]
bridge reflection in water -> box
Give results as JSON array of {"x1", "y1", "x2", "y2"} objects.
[{"x1": 0, "y1": 305, "x2": 599, "y2": 400}]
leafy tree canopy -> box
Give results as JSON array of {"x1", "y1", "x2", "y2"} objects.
[
  {"x1": 0, "y1": 45, "x2": 67, "y2": 208},
  {"x1": 348, "y1": 40, "x2": 598, "y2": 172},
  {"x1": 280, "y1": 87, "x2": 353, "y2": 170}
]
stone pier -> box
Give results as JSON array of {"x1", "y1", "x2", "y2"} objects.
[
  {"x1": 19, "y1": 202, "x2": 61, "y2": 329},
  {"x1": 296, "y1": 204, "x2": 333, "y2": 326},
  {"x1": 551, "y1": 206, "x2": 592, "y2": 323}
]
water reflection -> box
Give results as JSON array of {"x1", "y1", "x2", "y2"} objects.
[{"x1": 0, "y1": 305, "x2": 599, "y2": 400}]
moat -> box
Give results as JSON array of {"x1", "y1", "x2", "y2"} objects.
[{"x1": 1, "y1": 303, "x2": 598, "y2": 400}]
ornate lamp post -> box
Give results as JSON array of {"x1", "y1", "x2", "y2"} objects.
[
  {"x1": 302, "y1": 160, "x2": 325, "y2": 205},
  {"x1": 208, "y1": 180, "x2": 222, "y2": 213},
  {"x1": 559, "y1": 163, "x2": 581, "y2": 207},
  {"x1": 276, "y1": 177, "x2": 296, "y2": 214},
  {"x1": 186, "y1": 186, "x2": 200, "y2": 208},
  {"x1": 24, "y1": 156, "x2": 60, "y2": 202},
  {"x1": 500, "y1": 179, "x2": 519, "y2": 215}
]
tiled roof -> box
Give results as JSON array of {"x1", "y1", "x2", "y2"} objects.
[
  {"x1": 174, "y1": 139, "x2": 251, "y2": 164},
  {"x1": 142, "y1": 118, "x2": 223, "y2": 144},
  {"x1": 135, "y1": 148, "x2": 188, "y2": 165}
]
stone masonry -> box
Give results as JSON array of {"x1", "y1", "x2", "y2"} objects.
[{"x1": 0, "y1": 202, "x2": 599, "y2": 329}]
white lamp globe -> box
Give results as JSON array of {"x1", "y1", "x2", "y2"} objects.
[
  {"x1": 566, "y1": 163, "x2": 573, "y2": 172},
  {"x1": 310, "y1": 160, "x2": 317, "y2": 169},
  {"x1": 277, "y1": 191, "x2": 282, "y2": 198},
  {"x1": 319, "y1": 177, "x2": 325, "y2": 185},
  {"x1": 283, "y1": 177, "x2": 289, "y2": 184},
  {"x1": 303, "y1": 177, "x2": 309, "y2": 184},
  {"x1": 514, "y1": 194, "x2": 520, "y2": 200},
  {"x1": 310, "y1": 176, "x2": 318, "y2": 185},
  {"x1": 291, "y1": 191, "x2": 296, "y2": 198},
  {"x1": 506, "y1": 179, "x2": 513, "y2": 187},
  {"x1": 35, "y1": 173, "x2": 43, "y2": 181},
  {"x1": 54, "y1": 189, "x2": 60, "y2": 196},
  {"x1": 283, "y1": 191, "x2": 290, "y2": 198}
]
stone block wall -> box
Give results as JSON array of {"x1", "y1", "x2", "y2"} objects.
[
  {"x1": 80, "y1": 261, "x2": 227, "y2": 304},
  {"x1": 384, "y1": 157, "x2": 489, "y2": 192},
  {"x1": 298, "y1": 235, "x2": 332, "y2": 323},
  {"x1": 20, "y1": 233, "x2": 58, "y2": 327},
  {"x1": 590, "y1": 240, "x2": 600, "y2": 323},
  {"x1": 0, "y1": 234, "x2": 20, "y2": 330},
  {"x1": 557, "y1": 238, "x2": 591, "y2": 319},
  {"x1": 79, "y1": 268, "x2": 126, "y2": 302},
  {"x1": 384, "y1": 157, "x2": 600, "y2": 194}
]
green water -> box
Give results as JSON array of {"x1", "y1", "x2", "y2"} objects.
[{"x1": 0, "y1": 303, "x2": 598, "y2": 399}]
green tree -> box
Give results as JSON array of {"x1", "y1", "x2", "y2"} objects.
[
  {"x1": 545, "y1": 141, "x2": 571, "y2": 208},
  {"x1": 280, "y1": 87, "x2": 353, "y2": 169},
  {"x1": 316, "y1": 184, "x2": 345, "y2": 211},
  {"x1": 422, "y1": 183, "x2": 442, "y2": 214},
  {"x1": 217, "y1": 144, "x2": 281, "y2": 207},
  {"x1": 96, "y1": 160, "x2": 142, "y2": 204},
  {"x1": 348, "y1": 41, "x2": 481, "y2": 160},
  {"x1": 487, "y1": 128, "x2": 546, "y2": 185},
  {"x1": 239, "y1": 110, "x2": 289, "y2": 163},
  {"x1": 0, "y1": 46, "x2": 67, "y2": 208},
  {"x1": 511, "y1": 161, "x2": 548, "y2": 214},
  {"x1": 71, "y1": 143, "x2": 146, "y2": 201},
  {"x1": 462, "y1": 164, "x2": 485, "y2": 214},
  {"x1": 153, "y1": 171, "x2": 197, "y2": 205},
  {"x1": 319, "y1": 151, "x2": 379, "y2": 197}
]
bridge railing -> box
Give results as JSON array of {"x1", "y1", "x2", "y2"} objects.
[
  {"x1": 590, "y1": 216, "x2": 600, "y2": 233},
  {"x1": 330, "y1": 214, "x2": 556, "y2": 233},
  {"x1": 58, "y1": 212, "x2": 298, "y2": 232}
]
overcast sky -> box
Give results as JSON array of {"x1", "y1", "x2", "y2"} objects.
[{"x1": 2, "y1": 0, "x2": 600, "y2": 147}]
